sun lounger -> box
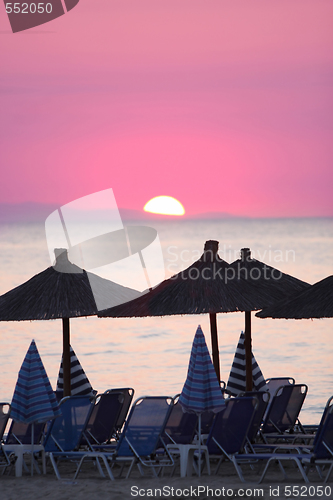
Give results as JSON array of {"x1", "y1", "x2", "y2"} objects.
[
  {"x1": 160, "y1": 395, "x2": 199, "y2": 477},
  {"x1": 5, "y1": 420, "x2": 45, "y2": 445},
  {"x1": 0, "y1": 404, "x2": 10, "y2": 472},
  {"x1": 232, "y1": 399, "x2": 333, "y2": 483},
  {"x1": 81, "y1": 391, "x2": 124, "y2": 447},
  {"x1": 204, "y1": 396, "x2": 258, "y2": 475},
  {"x1": 104, "y1": 387, "x2": 134, "y2": 437},
  {"x1": 74, "y1": 396, "x2": 174, "y2": 480},
  {"x1": 0, "y1": 403, "x2": 10, "y2": 442},
  {"x1": 238, "y1": 391, "x2": 270, "y2": 449},
  {"x1": 163, "y1": 395, "x2": 198, "y2": 445},
  {"x1": 43, "y1": 395, "x2": 95, "y2": 480},
  {"x1": 264, "y1": 377, "x2": 295, "y2": 397},
  {"x1": 260, "y1": 384, "x2": 307, "y2": 437}
]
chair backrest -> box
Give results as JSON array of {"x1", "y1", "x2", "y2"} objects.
[
  {"x1": 206, "y1": 397, "x2": 258, "y2": 456},
  {"x1": 311, "y1": 396, "x2": 333, "y2": 448},
  {"x1": 44, "y1": 396, "x2": 94, "y2": 453},
  {"x1": 84, "y1": 391, "x2": 124, "y2": 445},
  {"x1": 164, "y1": 397, "x2": 198, "y2": 445},
  {"x1": 200, "y1": 411, "x2": 216, "y2": 435},
  {"x1": 264, "y1": 377, "x2": 295, "y2": 398},
  {"x1": 116, "y1": 396, "x2": 174, "y2": 458},
  {"x1": 104, "y1": 388, "x2": 134, "y2": 433},
  {"x1": 312, "y1": 400, "x2": 333, "y2": 459},
  {"x1": 5, "y1": 420, "x2": 45, "y2": 445},
  {"x1": 239, "y1": 391, "x2": 270, "y2": 442},
  {"x1": 0, "y1": 403, "x2": 10, "y2": 441},
  {"x1": 262, "y1": 384, "x2": 307, "y2": 434}
]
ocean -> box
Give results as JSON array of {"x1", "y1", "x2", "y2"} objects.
[{"x1": 0, "y1": 217, "x2": 332, "y2": 424}]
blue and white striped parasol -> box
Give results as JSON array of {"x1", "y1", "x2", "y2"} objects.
[
  {"x1": 10, "y1": 340, "x2": 61, "y2": 475},
  {"x1": 11, "y1": 340, "x2": 61, "y2": 425},
  {"x1": 56, "y1": 345, "x2": 94, "y2": 397},
  {"x1": 226, "y1": 331, "x2": 266, "y2": 396},
  {"x1": 179, "y1": 325, "x2": 225, "y2": 475}
]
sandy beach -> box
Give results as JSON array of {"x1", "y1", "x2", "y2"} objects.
[{"x1": 1, "y1": 459, "x2": 332, "y2": 500}]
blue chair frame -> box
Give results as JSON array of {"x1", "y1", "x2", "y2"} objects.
[{"x1": 74, "y1": 396, "x2": 174, "y2": 480}]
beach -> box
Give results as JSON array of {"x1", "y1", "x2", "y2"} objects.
[{"x1": 1, "y1": 459, "x2": 332, "y2": 500}]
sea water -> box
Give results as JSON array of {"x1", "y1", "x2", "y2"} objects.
[{"x1": 0, "y1": 217, "x2": 332, "y2": 424}]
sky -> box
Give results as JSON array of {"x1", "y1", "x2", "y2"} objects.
[{"x1": 0, "y1": 0, "x2": 333, "y2": 218}]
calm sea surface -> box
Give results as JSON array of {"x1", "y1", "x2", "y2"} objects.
[{"x1": 0, "y1": 218, "x2": 332, "y2": 424}]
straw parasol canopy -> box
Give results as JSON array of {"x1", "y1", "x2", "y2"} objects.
[
  {"x1": 256, "y1": 275, "x2": 333, "y2": 319},
  {"x1": 99, "y1": 242, "x2": 309, "y2": 386},
  {"x1": 229, "y1": 248, "x2": 309, "y2": 390},
  {"x1": 0, "y1": 249, "x2": 140, "y2": 396},
  {"x1": 99, "y1": 240, "x2": 273, "y2": 381}
]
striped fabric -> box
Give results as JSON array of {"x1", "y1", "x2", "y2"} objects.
[
  {"x1": 56, "y1": 345, "x2": 94, "y2": 396},
  {"x1": 179, "y1": 326, "x2": 225, "y2": 414},
  {"x1": 226, "y1": 331, "x2": 266, "y2": 396},
  {"x1": 11, "y1": 340, "x2": 61, "y2": 424}
]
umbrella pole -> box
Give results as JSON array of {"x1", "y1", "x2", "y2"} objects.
[
  {"x1": 198, "y1": 413, "x2": 201, "y2": 477},
  {"x1": 31, "y1": 423, "x2": 34, "y2": 476},
  {"x1": 209, "y1": 313, "x2": 220, "y2": 382},
  {"x1": 244, "y1": 311, "x2": 252, "y2": 391},
  {"x1": 62, "y1": 318, "x2": 71, "y2": 397}
]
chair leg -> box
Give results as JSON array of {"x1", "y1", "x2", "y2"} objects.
[
  {"x1": 98, "y1": 455, "x2": 114, "y2": 480},
  {"x1": 258, "y1": 457, "x2": 309, "y2": 484},
  {"x1": 231, "y1": 457, "x2": 247, "y2": 483},
  {"x1": 324, "y1": 463, "x2": 333, "y2": 483},
  {"x1": 74, "y1": 454, "x2": 114, "y2": 481},
  {"x1": 125, "y1": 458, "x2": 137, "y2": 478},
  {"x1": 94, "y1": 457, "x2": 106, "y2": 478},
  {"x1": 49, "y1": 453, "x2": 62, "y2": 480}
]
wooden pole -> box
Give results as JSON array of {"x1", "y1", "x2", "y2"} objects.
[
  {"x1": 209, "y1": 312, "x2": 221, "y2": 382},
  {"x1": 244, "y1": 311, "x2": 252, "y2": 391},
  {"x1": 62, "y1": 318, "x2": 71, "y2": 397}
]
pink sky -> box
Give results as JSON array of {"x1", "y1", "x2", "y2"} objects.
[{"x1": 1, "y1": 0, "x2": 332, "y2": 217}]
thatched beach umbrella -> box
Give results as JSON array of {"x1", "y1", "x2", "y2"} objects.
[
  {"x1": 229, "y1": 248, "x2": 309, "y2": 390},
  {"x1": 0, "y1": 249, "x2": 140, "y2": 396},
  {"x1": 98, "y1": 240, "x2": 274, "y2": 382},
  {"x1": 256, "y1": 275, "x2": 333, "y2": 320}
]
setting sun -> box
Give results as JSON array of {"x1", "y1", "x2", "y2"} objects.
[{"x1": 143, "y1": 196, "x2": 185, "y2": 216}]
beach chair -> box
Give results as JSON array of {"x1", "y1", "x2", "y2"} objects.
[
  {"x1": 160, "y1": 395, "x2": 199, "y2": 477},
  {"x1": 0, "y1": 444, "x2": 10, "y2": 470},
  {"x1": 81, "y1": 391, "x2": 124, "y2": 447},
  {"x1": 238, "y1": 391, "x2": 270, "y2": 448},
  {"x1": 232, "y1": 400, "x2": 333, "y2": 483},
  {"x1": 3, "y1": 419, "x2": 47, "y2": 476},
  {"x1": 264, "y1": 377, "x2": 295, "y2": 397},
  {"x1": 104, "y1": 387, "x2": 134, "y2": 437},
  {"x1": 0, "y1": 405, "x2": 11, "y2": 471},
  {"x1": 74, "y1": 396, "x2": 175, "y2": 480},
  {"x1": 252, "y1": 395, "x2": 333, "y2": 452},
  {"x1": 163, "y1": 395, "x2": 198, "y2": 445},
  {"x1": 0, "y1": 403, "x2": 10, "y2": 443},
  {"x1": 43, "y1": 395, "x2": 95, "y2": 480},
  {"x1": 260, "y1": 384, "x2": 307, "y2": 437},
  {"x1": 5, "y1": 420, "x2": 46, "y2": 445},
  {"x1": 204, "y1": 396, "x2": 258, "y2": 476}
]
